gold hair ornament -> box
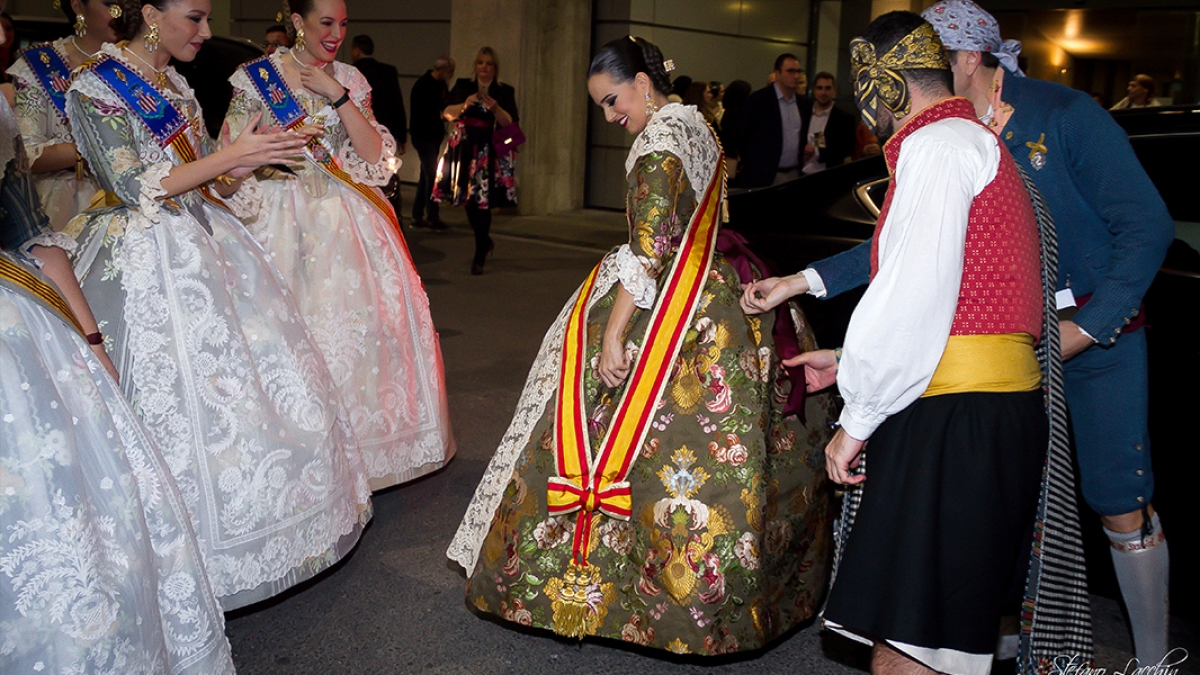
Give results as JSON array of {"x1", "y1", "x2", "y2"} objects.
[
  {"x1": 663, "y1": 59, "x2": 675, "y2": 73},
  {"x1": 850, "y1": 22, "x2": 948, "y2": 129},
  {"x1": 109, "y1": 4, "x2": 122, "y2": 18}
]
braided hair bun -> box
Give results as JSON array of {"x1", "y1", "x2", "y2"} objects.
[
  {"x1": 113, "y1": 0, "x2": 168, "y2": 39},
  {"x1": 588, "y1": 36, "x2": 673, "y2": 97}
]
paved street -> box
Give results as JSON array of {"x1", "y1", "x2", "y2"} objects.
[{"x1": 224, "y1": 196, "x2": 1197, "y2": 674}]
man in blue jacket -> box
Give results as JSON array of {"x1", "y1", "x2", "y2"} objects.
[{"x1": 743, "y1": 0, "x2": 1175, "y2": 663}]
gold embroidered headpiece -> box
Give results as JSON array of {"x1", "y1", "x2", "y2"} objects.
[{"x1": 850, "y1": 22, "x2": 949, "y2": 130}]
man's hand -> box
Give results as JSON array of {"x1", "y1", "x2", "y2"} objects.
[
  {"x1": 825, "y1": 428, "x2": 866, "y2": 485},
  {"x1": 740, "y1": 274, "x2": 809, "y2": 314},
  {"x1": 782, "y1": 348, "x2": 838, "y2": 393},
  {"x1": 1060, "y1": 319, "x2": 1096, "y2": 361}
]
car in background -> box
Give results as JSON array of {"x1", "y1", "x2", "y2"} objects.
[{"x1": 726, "y1": 104, "x2": 1200, "y2": 620}]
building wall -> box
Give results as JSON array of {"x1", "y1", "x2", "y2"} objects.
[{"x1": 587, "y1": 0, "x2": 814, "y2": 209}]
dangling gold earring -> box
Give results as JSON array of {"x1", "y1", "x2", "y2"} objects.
[
  {"x1": 294, "y1": 28, "x2": 306, "y2": 53},
  {"x1": 74, "y1": 13, "x2": 87, "y2": 37},
  {"x1": 109, "y1": 4, "x2": 122, "y2": 18},
  {"x1": 144, "y1": 23, "x2": 160, "y2": 52},
  {"x1": 644, "y1": 91, "x2": 658, "y2": 118}
]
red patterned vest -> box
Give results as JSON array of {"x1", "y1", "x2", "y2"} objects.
[{"x1": 870, "y1": 97, "x2": 1042, "y2": 340}]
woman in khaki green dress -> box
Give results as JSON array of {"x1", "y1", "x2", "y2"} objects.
[{"x1": 448, "y1": 36, "x2": 835, "y2": 655}]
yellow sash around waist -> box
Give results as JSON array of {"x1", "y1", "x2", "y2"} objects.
[{"x1": 922, "y1": 333, "x2": 1041, "y2": 398}]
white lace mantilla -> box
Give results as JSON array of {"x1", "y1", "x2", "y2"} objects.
[
  {"x1": 447, "y1": 255, "x2": 622, "y2": 572},
  {"x1": 625, "y1": 103, "x2": 719, "y2": 196}
]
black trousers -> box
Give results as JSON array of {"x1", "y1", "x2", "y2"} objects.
[
  {"x1": 466, "y1": 205, "x2": 492, "y2": 266},
  {"x1": 411, "y1": 136, "x2": 442, "y2": 222}
]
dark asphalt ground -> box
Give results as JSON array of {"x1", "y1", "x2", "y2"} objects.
[{"x1": 224, "y1": 194, "x2": 1198, "y2": 675}]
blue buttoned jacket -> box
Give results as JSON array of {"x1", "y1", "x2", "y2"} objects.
[{"x1": 810, "y1": 72, "x2": 1175, "y2": 347}]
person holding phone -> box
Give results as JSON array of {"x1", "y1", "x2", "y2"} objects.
[{"x1": 435, "y1": 46, "x2": 518, "y2": 275}]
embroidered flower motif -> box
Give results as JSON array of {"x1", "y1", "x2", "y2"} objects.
[
  {"x1": 698, "y1": 552, "x2": 726, "y2": 605},
  {"x1": 705, "y1": 364, "x2": 732, "y2": 414},
  {"x1": 599, "y1": 519, "x2": 636, "y2": 556},
  {"x1": 657, "y1": 446, "x2": 708, "y2": 499},
  {"x1": 763, "y1": 519, "x2": 793, "y2": 556},
  {"x1": 532, "y1": 516, "x2": 574, "y2": 550},
  {"x1": 501, "y1": 597, "x2": 533, "y2": 626},
  {"x1": 620, "y1": 613, "x2": 656, "y2": 645},
  {"x1": 667, "y1": 637, "x2": 691, "y2": 654},
  {"x1": 704, "y1": 625, "x2": 739, "y2": 655},
  {"x1": 734, "y1": 531, "x2": 760, "y2": 570}
]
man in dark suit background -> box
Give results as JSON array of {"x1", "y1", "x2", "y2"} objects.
[
  {"x1": 351, "y1": 35, "x2": 406, "y2": 213},
  {"x1": 409, "y1": 56, "x2": 455, "y2": 230},
  {"x1": 800, "y1": 72, "x2": 857, "y2": 174},
  {"x1": 732, "y1": 53, "x2": 811, "y2": 188}
]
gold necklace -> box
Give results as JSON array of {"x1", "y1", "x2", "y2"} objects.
[
  {"x1": 123, "y1": 46, "x2": 169, "y2": 88},
  {"x1": 68, "y1": 37, "x2": 99, "y2": 61}
]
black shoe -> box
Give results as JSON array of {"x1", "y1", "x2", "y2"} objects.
[
  {"x1": 412, "y1": 219, "x2": 429, "y2": 229},
  {"x1": 471, "y1": 262, "x2": 484, "y2": 275},
  {"x1": 428, "y1": 219, "x2": 449, "y2": 231}
]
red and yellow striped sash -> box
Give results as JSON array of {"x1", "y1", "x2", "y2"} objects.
[{"x1": 548, "y1": 159, "x2": 724, "y2": 564}]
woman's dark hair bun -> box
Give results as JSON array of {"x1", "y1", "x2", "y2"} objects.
[
  {"x1": 114, "y1": 0, "x2": 168, "y2": 39},
  {"x1": 588, "y1": 36, "x2": 673, "y2": 97}
]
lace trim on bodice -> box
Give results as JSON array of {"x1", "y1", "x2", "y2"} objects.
[{"x1": 625, "y1": 103, "x2": 719, "y2": 193}]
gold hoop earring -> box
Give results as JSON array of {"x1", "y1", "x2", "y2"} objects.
[
  {"x1": 294, "y1": 28, "x2": 306, "y2": 53},
  {"x1": 74, "y1": 13, "x2": 87, "y2": 37},
  {"x1": 109, "y1": 4, "x2": 122, "y2": 18},
  {"x1": 143, "y1": 23, "x2": 160, "y2": 52},
  {"x1": 644, "y1": 91, "x2": 659, "y2": 118}
]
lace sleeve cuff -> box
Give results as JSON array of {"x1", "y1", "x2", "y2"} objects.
[
  {"x1": 222, "y1": 174, "x2": 263, "y2": 220},
  {"x1": 337, "y1": 122, "x2": 398, "y2": 187},
  {"x1": 19, "y1": 232, "x2": 79, "y2": 262},
  {"x1": 132, "y1": 161, "x2": 173, "y2": 230},
  {"x1": 614, "y1": 244, "x2": 657, "y2": 309}
]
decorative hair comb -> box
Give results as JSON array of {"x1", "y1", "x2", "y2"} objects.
[{"x1": 663, "y1": 59, "x2": 675, "y2": 73}]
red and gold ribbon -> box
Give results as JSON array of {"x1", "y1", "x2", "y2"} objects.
[{"x1": 548, "y1": 156, "x2": 725, "y2": 565}]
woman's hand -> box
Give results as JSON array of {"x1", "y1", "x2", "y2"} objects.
[
  {"x1": 298, "y1": 64, "x2": 344, "y2": 101},
  {"x1": 740, "y1": 274, "x2": 808, "y2": 314},
  {"x1": 598, "y1": 336, "x2": 632, "y2": 388},
  {"x1": 220, "y1": 112, "x2": 307, "y2": 178}
]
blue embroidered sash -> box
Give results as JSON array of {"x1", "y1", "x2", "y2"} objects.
[
  {"x1": 87, "y1": 55, "x2": 230, "y2": 212},
  {"x1": 22, "y1": 44, "x2": 73, "y2": 124},
  {"x1": 88, "y1": 56, "x2": 187, "y2": 148},
  {"x1": 238, "y1": 55, "x2": 404, "y2": 236},
  {"x1": 243, "y1": 55, "x2": 307, "y2": 130}
]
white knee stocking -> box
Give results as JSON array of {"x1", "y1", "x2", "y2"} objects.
[{"x1": 1105, "y1": 511, "x2": 1169, "y2": 664}]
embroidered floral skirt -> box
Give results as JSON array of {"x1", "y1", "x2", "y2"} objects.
[
  {"x1": 466, "y1": 252, "x2": 835, "y2": 655},
  {"x1": 433, "y1": 123, "x2": 516, "y2": 209}
]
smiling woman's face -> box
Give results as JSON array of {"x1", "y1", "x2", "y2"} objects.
[
  {"x1": 588, "y1": 71, "x2": 653, "y2": 136},
  {"x1": 292, "y1": 0, "x2": 348, "y2": 64}
]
